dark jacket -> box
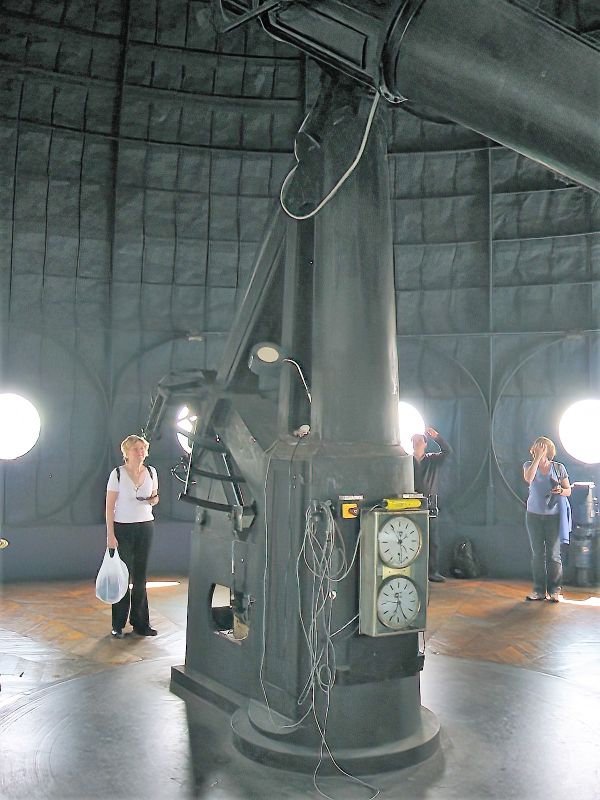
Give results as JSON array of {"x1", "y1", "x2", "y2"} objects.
[{"x1": 412, "y1": 434, "x2": 452, "y2": 497}]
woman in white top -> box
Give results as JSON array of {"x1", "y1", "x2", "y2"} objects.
[{"x1": 106, "y1": 434, "x2": 159, "y2": 638}]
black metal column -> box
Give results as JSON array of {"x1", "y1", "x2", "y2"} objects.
[
  {"x1": 311, "y1": 98, "x2": 402, "y2": 446},
  {"x1": 230, "y1": 90, "x2": 437, "y2": 772}
]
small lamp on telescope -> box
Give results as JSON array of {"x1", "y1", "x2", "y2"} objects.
[{"x1": 247, "y1": 342, "x2": 311, "y2": 403}]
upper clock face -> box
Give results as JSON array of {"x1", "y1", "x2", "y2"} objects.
[
  {"x1": 376, "y1": 576, "x2": 421, "y2": 629},
  {"x1": 377, "y1": 515, "x2": 421, "y2": 567}
]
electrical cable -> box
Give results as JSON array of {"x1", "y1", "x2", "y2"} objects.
[
  {"x1": 296, "y1": 501, "x2": 380, "y2": 800},
  {"x1": 330, "y1": 613, "x2": 358, "y2": 638},
  {"x1": 280, "y1": 92, "x2": 381, "y2": 220},
  {"x1": 282, "y1": 358, "x2": 312, "y2": 403},
  {"x1": 169, "y1": 458, "x2": 188, "y2": 484},
  {"x1": 258, "y1": 463, "x2": 380, "y2": 796}
]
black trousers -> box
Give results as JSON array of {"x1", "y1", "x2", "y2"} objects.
[
  {"x1": 428, "y1": 515, "x2": 440, "y2": 576},
  {"x1": 111, "y1": 521, "x2": 154, "y2": 631}
]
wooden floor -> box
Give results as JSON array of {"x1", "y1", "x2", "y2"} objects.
[
  {"x1": 0, "y1": 578, "x2": 187, "y2": 708},
  {"x1": 1, "y1": 577, "x2": 600, "y2": 800},
  {"x1": 426, "y1": 578, "x2": 600, "y2": 694},
  {"x1": 1, "y1": 576, "x2": 599, "y2": 706}
]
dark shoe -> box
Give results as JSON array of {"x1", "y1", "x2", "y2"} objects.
[
  {"x1": 548, "y1": 592, "x2": 563, "y2": 603},
  {"x1": 133, "y1": 627, "x2": 157, "y2": 637},
  {"x1": 111, "y1": 629, "x2": 124, "y2": 638},
  {"x1": 428, "y1": 573, "x2": 446, "y2": 583}
]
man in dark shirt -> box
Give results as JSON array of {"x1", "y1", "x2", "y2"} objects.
[{"x1": 412, "y1": 426, "x2": 453, "y2": 582}]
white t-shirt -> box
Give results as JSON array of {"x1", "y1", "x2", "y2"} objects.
[{"x1": 107, "y1": 465, "x2": 158, "y2": 523}]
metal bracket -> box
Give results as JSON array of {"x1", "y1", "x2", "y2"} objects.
[{"x1": 217, "y1": 0, "x2": 292, "y2": 34}]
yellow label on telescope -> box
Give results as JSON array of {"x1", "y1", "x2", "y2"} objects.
[
  {"x1": 383, "y1": 498, "x2": 423, "y2": 510},
  {"x1": 341, "y1": 502, "x2": 359, "y2": 519}
]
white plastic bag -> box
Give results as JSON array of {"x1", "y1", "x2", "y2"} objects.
[{"x1": 95, "y1": 547, "x2": 129, "y2": 604}]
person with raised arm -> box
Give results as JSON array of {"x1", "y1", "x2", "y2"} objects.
[
  {"x1": 523, "y1": 436, "x2": 571, "y2": 603},
  {"x1": 412, "y1": 426, "x2": 453, "y2": 583}
]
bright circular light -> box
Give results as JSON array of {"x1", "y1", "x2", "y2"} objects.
[
  {"x1": 256, "y1": 345, "x2": 280, "y2": 364},
  {"x1": 176, "y1": 405, "x2": 197, "y2": 454},
  {"x1": 398, "y1": 401, "x2": 425, "y2": 454},
  {"x1": 0, "y1": 393, "x2": 41, "y2": 459},
  {"x1": 559, "y1": 399, "x2": 600, "y2": 464}
]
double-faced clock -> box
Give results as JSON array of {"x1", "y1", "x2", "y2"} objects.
[{"x1": 359, "y1": 508, "x2": 429, "y2": 637}]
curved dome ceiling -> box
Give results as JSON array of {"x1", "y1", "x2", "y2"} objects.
[{"x1": 0, "y1": 0, "x2": 599, "y2": 532}]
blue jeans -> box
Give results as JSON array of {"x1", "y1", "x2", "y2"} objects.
[
  {"x1": 525, "y1": 512, "x2": 562, "y2": 595},
  {"x1": 112, "y1": 521, "x2": 154, "y2": 631}
]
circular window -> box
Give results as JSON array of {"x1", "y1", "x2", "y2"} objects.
[
  {"x1": 559, "y1": 399, "x2": 600, "y2": 464},
  {"x1": 398, "y1": 401, "x2": 425, "y2": 454},
  {"x1": 0, "y1": 393, "x2": 41, "y2": 460},
  {"x1": 176, "y1": 405, "x2": 198, "y2": 454}
]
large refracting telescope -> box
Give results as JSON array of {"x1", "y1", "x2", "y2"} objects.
[
  {"x1": 222, "y1": 0, "x2": 600, "y2": 193},
  {"x1": 169, "y1": 0, "x2": 600, "y2": 776}
]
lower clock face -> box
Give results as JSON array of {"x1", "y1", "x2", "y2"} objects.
[{"x1": 377, "y1": 576, "x2": 421, "y2": 629}]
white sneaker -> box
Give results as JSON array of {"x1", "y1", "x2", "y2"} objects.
[{"x1": 525, "y1": 592, "x2": 547, "y2": 601}]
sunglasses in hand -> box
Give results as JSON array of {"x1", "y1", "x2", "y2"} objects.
[{"x1": 136, "y1": 493, "x2": 157, "y2": 502}]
